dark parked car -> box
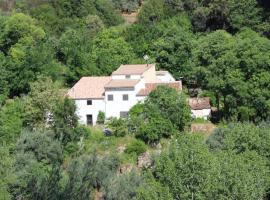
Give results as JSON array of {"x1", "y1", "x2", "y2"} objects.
[{"x1": 103, "y1": 128, "x2": 113, "y2": 136}]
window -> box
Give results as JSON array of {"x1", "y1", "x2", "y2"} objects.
[
  {"x1": 86, "y1": 115, "x2": 93, "y2": 126},
  {"x1": 123, "y1": 94, "x2": 129, "y2": 101},
  {"x1": 108, "y1": 94, "x2": 113, "y2": 101},
  {"x1": 120, "y1": 111, "x2": 128, "y2": 118},
  {"x1": 125, "y1": 75, "x2": 131, "y2": 79},
  {"x1": 87, "y1": 100, "x2": 92, "y2": 105}
]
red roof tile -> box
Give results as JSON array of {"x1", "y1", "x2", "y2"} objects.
[
  {"x1": 112, "y1": 64, "x2": 155, "y2": 75},
  {"x1": 104, "y1": 79, "x2": 140, "y2": 89},
  {"x1": 67, "y1": 77, "x2": 111, "y2": 99},
  {"x1": 189, "y1": 98, "x2": 211, "y2": 110},
  {"x1": 137, "y1": 81, "x2": 182, "y2": 96}
]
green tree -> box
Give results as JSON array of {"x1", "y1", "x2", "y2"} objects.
[
  {"x1": 227, "y1": 0, "x2": 265, "y2": 32},
  {"x1": 51, "y1": 97, "x2": 78, "y2": 145},
  {"x1": 149, "y1": 15, "x2": 194, "y2": 78},
  {"x1": 58, "y1": 28, "x2": 99, "y2": 84},
  {"x1": 135, "y1": 173, "x2": 173, "y2": 200},
  {"x1": 146, "y1": 85, "x2": 191, "y2": 131},
  {"x1": 104, "y1": 171, "x2": 143, "y2": 200},
  {"x1": 11, "y1": 130, "x2": 63, "y2": 200},
  {"x1": 207, "y1": 123, "x2": 270, "y2": 159},
  {"x1": 106, "y1": 117, "x2": 129, "y2": 137},
  {"x1": 154, "y1": 134, "x2": 219, "y2": 200},
  {"x1": 136, "y1": 114, "x2": 176, "y2": 144},
  {"x1": 0, "y1": 145, "x2": 16, "y2": 200},
  {"x1": 216, "y1": 151, "x2": 270, "y2": 199},
  {"x1": 138, "y1": 0, "x2": 166, "y2": 25},
  {"x1": 0, "y1": 98, "x2": 24, "y2": 144},
  {"x1": 91, "y1": 28, "x2": 136, "y2": 74},
  {"x1": 97, "y1": 111, "x2": 105, "y2": 124},
  {"x1": 23, "y1": 76, "x2": 61, "y2": 129}
]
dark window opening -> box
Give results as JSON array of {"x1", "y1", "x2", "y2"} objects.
[
  {"x1": 87, "y1": 115, "x2": 93, "y2": 126},
  {"x1": 120, "y1": 111, "x2": 129, "y2": 118},
  {"x1": 87, "y1": 100, "x2": 92, "y2": 105},
  {"x1": 108, "y1": 95, "x2": 113, "y2": 101},
  {"x1": 126, "y1": 75, "x2": 131, "y2": 79},
  {"x1": 123, "y1": 94, "x2": 129, "y2": 101}
]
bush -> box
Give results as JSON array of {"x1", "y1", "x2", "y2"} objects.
[
  {"x1": 73, "y1": 125, "x2": 91, "y2": 140},
  {"x1": 136, "y1": 116, "x2": 176, "y2": 144},
  {"x1": 97, "y1": 111, "x2": 105, "y2": 124},
  {"x1": 106, "y1": 117, "x2": 128, "y2": 137},
  {"x1": 104, "y1": 171, "x2": 143, "y2": 200},
  {"x1": 125, "y1": 140, "x2": 147, "y2": 156}
]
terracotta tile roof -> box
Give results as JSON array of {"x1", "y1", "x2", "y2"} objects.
[
  {"x1": 189, "y1": 98, "x2": 211, "y2": 110},
  {"x1": 67, "y1": 77, "x2": 111, "y2": 99},
  {"x1": 112, "y1": 64, "x2": 155, "y2": 75},
  {"x1": 104, "y1": 79, "x2": 140, "y2": 89},
  {"x1": 137, "y1": 81, "x2": 182, "y2": 96}
]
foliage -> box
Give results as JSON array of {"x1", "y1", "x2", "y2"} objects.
[
  {"x1": 138, "y1": 0, "x2": 166, "y2": 25},
  {"x1": 103, "y1": 171, "x2": 143, "y2": 200},
  {"x1": 97, "y1": 111, "x2": 105, "y2": 124},
  {"x1": 91, "y1": 28, "x2": 136, "y2": 75},
  {"x1": 135, "y1": 173, "x2": 173, "y2": 200},
  {"x1": 106, "y1": 117, "x2": 129, "y2": 137},
  {"x1": 125, "y1": 140, "x2": 147, "y2": 156},
  {"x1": 23, "y1": 76, "x2": 61, "y2": 129},
  {"x1": 0, "y1": 145, "x2": 15, "y2": 200},
  {"x1": 153, "y1": 134, "x2": 219, "y2": 199},
  {"x1": 215, "y1": 150, "x2": 270, "y2": 199},
  {"x1": 51, "y1": 97, "x2": 79, "y2": 145},
  {"x1": 0, "y1": 98, "x2": 24, "y2": 144},
  {"x1": 136, "y1": 115, "x2": 176, "y2": 144},
  {"x1": 1, "y1": 0, "x2": 270, "y2": 199},
  {"x1": 206, "y1": 123, "x2": 270, "y2": 159},
  {"x1": 129, "y1": 86, "x2": 190, "y2": 144},
  {"x1": 113, "y1": 0, "x2": 141, "y2": 12},
  {"x1": 146, "y1": 85, "x2": 191, "y2": 131},
  {"x1": 10, "y1": 130, "x2": 63, "y2": 199},
  {"x1": 189, "y1": 29, "x2": 270, "y2": 121}
]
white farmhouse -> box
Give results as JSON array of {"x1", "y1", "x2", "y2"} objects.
[
  {"x1": 68, "y1": 64, "x2": 182, "y2": 125},
  {"x1": 189, "y1": 97, "x2": 211, "y2": 120}
]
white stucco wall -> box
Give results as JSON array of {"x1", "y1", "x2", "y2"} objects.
[
  {"x1": 142, "y1": 66, "x2": 158, "y2": 83},
  {"x1": 75, "y1": 99, "x2": 105, "y2": 125},
  {"x1": 157, "y1": 73, "x2": 175, "y2": 82},
  {"x1": 191, "y1": 109, "x2": 211, "y2": 120},
  {"x1": 105, "y1": 80, "x2": 145, "y2": 118},
  {"x1": 105, "y1": 89, "x2": 138, "y2": 118}
]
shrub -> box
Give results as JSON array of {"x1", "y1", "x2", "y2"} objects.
[
  {"x1": 136, "y1": 116, "x2": 176, "y2": 144},
  {"x1": 97, "y1": 111, "x2": 105, "y2": 124},
  {"x1": 73, "y1": 125, "x2": 91, "y2": 140},
  {"x1": 125, "y1": 140, "x2": 147, "y2": 156},
  {"x1": 104, "y1": 171, "x2": 143, "y2": 200},
  {"x1": 106, "y1": 117, "x2": 128, "y2": 137}
]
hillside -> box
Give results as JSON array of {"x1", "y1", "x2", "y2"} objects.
[{"x1": 0, "y1": 0, "x2": 270, "y2": 200}]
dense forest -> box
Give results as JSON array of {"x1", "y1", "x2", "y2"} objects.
[{"x1": 0, "y1": 0, "x2": 270, "y2": 199}]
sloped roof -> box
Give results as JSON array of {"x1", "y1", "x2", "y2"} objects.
[
  {"x1": 189, "y1": 98, "x2": 211, "y2": 110},
  {"x1": 104, "y1": 79, "x2": 140, "y2": 89},
  {"x1": 67, "y1": 77, "x2": 111, "y2": 99},
  {"x1": 156, "y1": 70, "x2": 169, "y2": 76},
  {"x1": 112, "y1": 64, "x2": 155, "y2": 75},
  {"x1": 137, "y1": 81, "x2": 182, "y2": 96}
]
